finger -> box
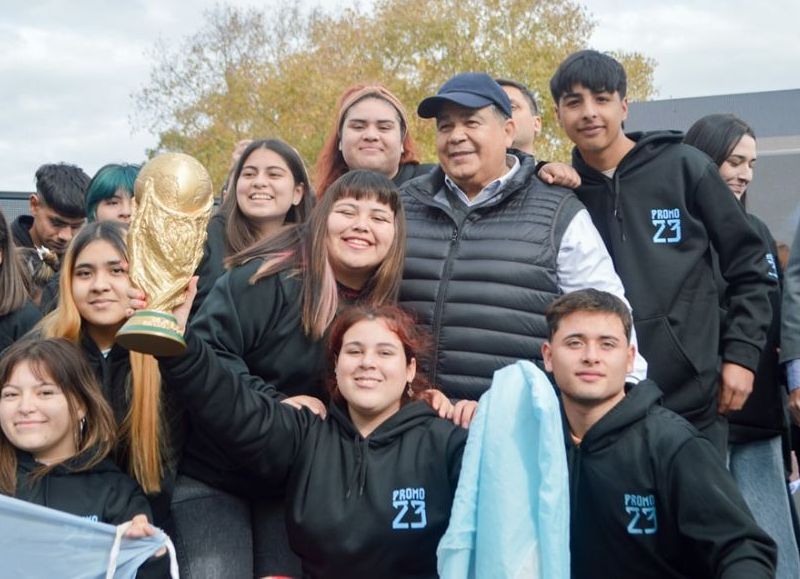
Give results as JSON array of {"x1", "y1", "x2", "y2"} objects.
[
  {"x1": 463, "y1": 404, "x2": 478, "y2": 428},
  {"x1": 718, "y1": 385, "x2": 733, "y2": 414},
  {"x1": 453, "y1": 403, "x2": 468, "y2": 428},
  {"x1": 729, "y1": 389, "x2": 747, "y2": 412},
  {"x1": 281, "y1": 399, "x2": 302, "y2": 410},
  {"x1": 314, "y1": 402, "x2": 328, "y2": 419},
  {"x1": 187, "y1": 276, "x2": 199, "y2": 300}
]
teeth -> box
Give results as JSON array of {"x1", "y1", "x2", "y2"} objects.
[
  {"x1": 346, "y1": 239, "x2": 370, "y2": 247},
  {"x1": 250, "y1": 194, "x2": 274, "y2": 200}
]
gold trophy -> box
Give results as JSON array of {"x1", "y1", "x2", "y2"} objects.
[{"x1": 116, "y1": 153, "x2": 214, "y2": 356}]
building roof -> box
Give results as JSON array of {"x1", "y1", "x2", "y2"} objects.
[{"x1": 628, "y1": 89, "x2": 800, "y2": 138}]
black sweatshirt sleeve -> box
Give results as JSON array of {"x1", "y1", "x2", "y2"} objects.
[
  {"x1": 160, "y1": 327, "x2": 314, "y2": 484},
  {"x1": 162, "y1": 265, "x2": 284, "y2": 399},
  {"x1": 669, "y1": 436, "x2": 777, "y2": 578},
  {"x1": 691, "y1": 162, "x2": 776, "y2": 371}
]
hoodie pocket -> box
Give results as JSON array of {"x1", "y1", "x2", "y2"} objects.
[{"x1": 635, "y1": 316, "x2": 704, "y2": 416}]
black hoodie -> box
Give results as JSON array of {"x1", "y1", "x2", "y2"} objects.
[
  {"x1": 15, "y1": 450, "x2": 151, "y2": 524},
  {"x1": 11, "y1": 215, "x2": 35, "y2": 250},
  {"x1": 572, "y1": 132, "x2": 775, "y2": 428},
  {"x1": 14, "y1": 451, "x2": 170, "y2": 578},
  {"x1": 0, "y1": 300, "x2": 41, "y2": 353},
  {"x1": 725, "y1": 214, "x2": 787, "y2": 442},
  {"x1": 565, "y1": 381, "x2": 776, "y2": 578},
  {"x1": 159, "y1": 260, "x2": 329, "y2": 497},
  {"x1": 166, "y1": 328, "x2": 467, "y2": 579}
]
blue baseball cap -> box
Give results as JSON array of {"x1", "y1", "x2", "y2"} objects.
[{"x1": 417, "y1": 72, "x2": 512, "y2": 119}]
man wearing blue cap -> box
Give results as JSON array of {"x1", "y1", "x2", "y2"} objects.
[{"x1": 399, "y1": 72, "x2": 645, "y2": 417}]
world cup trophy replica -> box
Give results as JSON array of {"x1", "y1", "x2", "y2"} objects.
[{"x1": 116, "y1": 153, "x2": 214, "y2": 356}]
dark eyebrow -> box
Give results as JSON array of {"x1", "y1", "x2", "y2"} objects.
[
  {"x1": 562, "y1": 332, "x2": 619, "y2": 342},
  {"x1": 75, "y1": 258, "x2": 123, "y2": 269}
]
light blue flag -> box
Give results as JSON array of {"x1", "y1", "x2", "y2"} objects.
[
  {"x1": 0, "y1": 494, "x2": 178, "y2": 578},
  {"x1": 437, "y1": 360, "x2": 571, "y2": 579}
]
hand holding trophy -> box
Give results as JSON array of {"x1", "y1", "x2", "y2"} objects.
[{"x1": 116, "y1": 153, "x2": 214, "y2": 356}]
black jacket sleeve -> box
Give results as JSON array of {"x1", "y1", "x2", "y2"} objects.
[
  {"x1": 691, "y1": 163, "x2": 776, "y2": 371},
  {"x1": 669, "y1": 436, "x2": 777, "y2": 578},
  {"x1": 161, "y1": 329, "x2": 314, "y2": 485},
  {"x1": 162, "y1": 265, "x2": 285, "y2": 400}
]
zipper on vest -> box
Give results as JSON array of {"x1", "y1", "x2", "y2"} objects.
[{"x1": 430, "y1": 223, "x2": 463, "y2": 386}]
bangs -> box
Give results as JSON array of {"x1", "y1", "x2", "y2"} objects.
[{"x1": 328, "y1": 170, "x2": 401, "y2": 214}]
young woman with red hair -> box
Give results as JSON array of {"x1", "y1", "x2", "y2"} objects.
[
  {"x1": 159, "y1": 304, "x2": 466, "y2": 578},
  {"x1": 314, "y1": 83, "x2": 434, "y2": 196}
]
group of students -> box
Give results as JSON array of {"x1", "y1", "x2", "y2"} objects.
[{"x1": 0, "y1": 48, "x2": 798, "y2": 578}]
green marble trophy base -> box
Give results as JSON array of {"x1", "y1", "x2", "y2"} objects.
[{"x1": 116, "y1": 310, "x2": 186, "y2": 357}]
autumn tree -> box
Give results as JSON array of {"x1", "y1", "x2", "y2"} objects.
[{"x1": 134, "y1": 0, "x2": 655, "y2": 189}]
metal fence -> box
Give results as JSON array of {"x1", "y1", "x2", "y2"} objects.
[{"x1": 0, "y1": 191, "x2": 32, "y2": 225}]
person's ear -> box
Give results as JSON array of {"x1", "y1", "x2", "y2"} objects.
[
  {"x1": 542, "y1": 341, "x2": 554, "y2": 372},
  {"x1": 626, "y1": 343, "x2": 635, "y2": 374},
  {"x1": 503, "y1": 117, "x2": 515, "y2": 148},
  {"x1": 30, "y1": 194, "x2": 41, "y2": 214},
  {"x1": 533, "y1": 115, "x2": 543, "y2": 136},
  {"x1": 406, "y1": 357, "x2": 417, "y2": 385},
  {"x1": 292, "y1": 183, "x2": 305, "y2": 206}
]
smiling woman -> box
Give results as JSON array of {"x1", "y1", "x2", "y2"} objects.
[
  {"x1": 149, "y1": 169, "x2": 407, "y2": 578},
  {"x1": 191, "y1": 139, "x2": 314, "y2": 317},
  {"x1": 0, "y1": 337, "x2": 169, "y2": 576},
  {"x1": 684, "y1": 114, "x2": 800, "y2": 578},
  {"x1": 159, "y1": 304, "x2": 465, "y2": 579}
]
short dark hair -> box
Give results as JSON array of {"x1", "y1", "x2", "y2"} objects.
[
  {"x1": 549, "y1": 50, "x2": 627, "y2": 103},
  {"x1": 495, "y1": 78, "x2": 539, "y2": 115},
  {"x1": 34, "y1": 163, "x2": 90, "y2": 219},
  {"x1": 546, "y1": 289, "x2": 632, "y2": 342},
  {"x1": 684, "y1": 114, "x2": 755, "y2": 168}
]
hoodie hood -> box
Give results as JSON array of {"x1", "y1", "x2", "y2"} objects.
[
  {"x1": 572, "y1": 131, "x2": 684, "y2": 183},
  {"x1": 16, "y1": 449, "x2": 120, "y2": 477},
  {"x1": 11, "y1": 215, "x2": 35, "y2": 249},
  {"x1": 576, "y1": 380, "x2": 663, "y2": 453}
]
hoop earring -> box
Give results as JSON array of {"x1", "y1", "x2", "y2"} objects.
[{"x1": 79, "y1": 417, "x2": 86, "y2": 438}]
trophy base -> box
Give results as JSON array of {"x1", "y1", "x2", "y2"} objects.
[{"x1": 116, "y1": 310, "x2": 186, "y2": 357}]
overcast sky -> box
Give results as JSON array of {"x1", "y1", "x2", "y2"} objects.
[{"x1": 2, "y1": 0, "x2": 798, "y2": 190}]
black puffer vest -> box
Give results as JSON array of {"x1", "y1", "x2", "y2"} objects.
[{"x1": 399, "y1": 153, "x2": 583, "y2": 400}]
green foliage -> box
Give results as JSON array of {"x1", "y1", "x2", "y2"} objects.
[{"x1": 133, "y1": 0, "x2": 656, "y2": 188}]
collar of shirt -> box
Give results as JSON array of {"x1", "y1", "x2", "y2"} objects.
[{"x1": 436, "y1": 154, "x2": 521, "y2": 208}]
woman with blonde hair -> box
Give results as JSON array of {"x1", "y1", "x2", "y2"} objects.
[{"x1": 36, "y1": 221, "x2": 180, "y2": 530}]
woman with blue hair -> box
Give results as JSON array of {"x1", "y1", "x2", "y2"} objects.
[{"x1": 85, "y1": 163, "x2": 141, "y2": 225}]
